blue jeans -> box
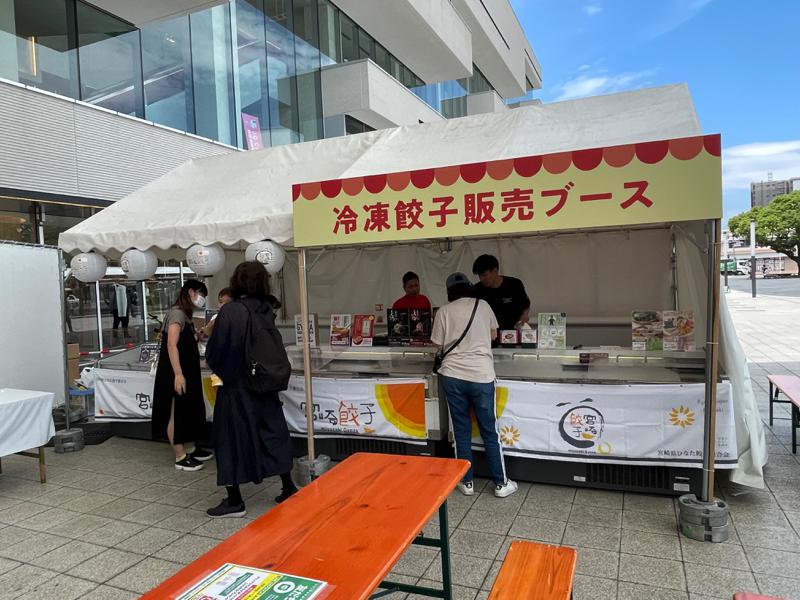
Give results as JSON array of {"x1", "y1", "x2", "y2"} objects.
[{"x1": 441, "y1": 375, "x2": 507, "y2": 486}]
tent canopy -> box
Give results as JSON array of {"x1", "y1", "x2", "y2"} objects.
[{"x1": 59, "y1": 84, "x2": 701, "y2": 254}]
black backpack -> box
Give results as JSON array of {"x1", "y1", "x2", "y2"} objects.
[{"x1": 242, "y1": 300, "x2": 292, "y2": 393}]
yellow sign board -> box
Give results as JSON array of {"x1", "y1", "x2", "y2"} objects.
[{"x1": 292, "y1": 134, "x2": 722, "y2": 248}]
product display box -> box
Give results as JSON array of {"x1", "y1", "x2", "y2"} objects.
[
  {"x1": 499, "y1": 330, "x2": 520, "y2": 346},
  {"x1": 409, "y1": 309, "x2": 432, "y2": 346},
  {"x1": 388, "y1": 308, "x2": 410, "y2": 346},
  {"x1": 351, "y1": 314, "x2": 375, "y2": 347},
  {"x1": 538, "y1": 313, "x2": 567, "y2": 349},
  {"x1": 329, "y1": 314, "x2": 352, "y2": 346},
  {"x1": 294, "y1": 314, "x2": 320, "y2": 347}
]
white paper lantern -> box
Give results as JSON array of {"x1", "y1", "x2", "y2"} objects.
[
  {"x1": 245, "y1": 240, "x2": 286, "y2": 274},
  {"x1": 186, "y1": 244, "x2": 225, "y2": 276},
  {"x1": 70, "y1": 252, "x2": 107, "y2": 283},
  {"x1": 120, "y1": 249, "x2": 157, "y2": 281}
]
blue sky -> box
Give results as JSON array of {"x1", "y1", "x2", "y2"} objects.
[{"x1": 510, "y1": 0, "x2": 800, "y2": 225}]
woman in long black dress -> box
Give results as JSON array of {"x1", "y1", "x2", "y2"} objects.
[
  {"x1": 205, "y1": 261, "x2": 297, "y2": 518},
  {"x1": 152, "y1": 279, "x2": 212, "y2": 471}
]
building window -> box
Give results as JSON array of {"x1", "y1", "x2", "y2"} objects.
[
  {"x1": 77, "y1": 1, "x2": 143, "y2": 116},
  {"x1": 339, "y1": 12, "x2": 357, "y2": 63},
  {"x1": 190, "y1": 4, "x2": 236, "y2": 146},
  {"x1": 235, "y1": 0, "x2": 271, "y2": 148},
  {"x1": 317, "y1": 0, "x2": 339, "y2": 65},
  {"x1": 345, "y1": 115, "x2": 374, "y2": 135},
  {"x1": 141, "y1": 15, "x2": 194, "y2": 132},
  {"x1": 0, "y1": 198, "x2": 36, "y2": 243},
  {"x1": 0, "y1": 0, "x2": 78, "y2": 98}
]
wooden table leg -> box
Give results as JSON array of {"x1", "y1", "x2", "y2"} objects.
[
  {"x1": 38, "y1": 446, "x2": 46, "y2": 483},
  {"x1": 793, "y1": 404, "x2": 798, "y2": 455},
  {"x1": 0, "y1": 456, "x2": 3, "y2": 474}
]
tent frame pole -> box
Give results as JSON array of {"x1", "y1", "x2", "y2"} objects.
[
  {"x1": 298, "y1": 248, "x2": 315, "y2": 464},
  {"x1": 701, "y1": 219, "x2": 722, "y2": 502}
]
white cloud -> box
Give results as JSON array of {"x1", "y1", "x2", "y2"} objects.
[
  {"x1": 643, "y1": 0, "x2": 714, "y2": 41},
  {"x1": 723, "y1": 141, "x2": 800, "y2": 190},
  {"x1": 584, "y1": 3, "x2": 602, "y2": 16},
  {"x1": 554, "y1": 69, "x2": 656, "y2": 101}
]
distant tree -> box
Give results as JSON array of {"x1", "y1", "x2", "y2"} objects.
[{"x1": 729, "y1": 191, "x2": 800, "y2": 270}]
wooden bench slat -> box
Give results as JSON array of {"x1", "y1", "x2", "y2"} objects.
[{"x1": 488, "y1": 541, "x2": 576, "y2": 600}]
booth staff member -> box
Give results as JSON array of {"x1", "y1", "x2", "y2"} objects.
[
  {"x1": 472, "y1": 254, "x2": 531, "y2": 329},
  {"x1": 392, "y1": 271, "x2": 432, "y2": 310}
]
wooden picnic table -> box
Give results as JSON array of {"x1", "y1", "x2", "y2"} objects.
[
  {"x1": 768, "y1": 374, "x2": 800, "y2": 453},
  {"x1": 141, "y1": 452, "x2": 469, "y2": 600}
]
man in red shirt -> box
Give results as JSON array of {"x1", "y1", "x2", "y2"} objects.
[{"x1": 392, "y1": 271, "x2": 432, "y2": 310}]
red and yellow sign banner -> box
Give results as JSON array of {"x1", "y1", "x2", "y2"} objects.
[{"x1": 291, "y1": 134, "x2": 722, "y2": 248}]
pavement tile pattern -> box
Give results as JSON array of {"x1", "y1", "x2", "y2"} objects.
[{"x1": 0, "y1": 286, "x2": 798, "y2": 599}]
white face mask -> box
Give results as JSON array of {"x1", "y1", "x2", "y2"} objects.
[{"x1": 193, "y1": 295, "x2": 206, "y2": 309}]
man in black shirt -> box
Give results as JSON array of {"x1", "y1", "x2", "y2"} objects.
[{"x1": 472, "y1": 254, "x2": 531, "y2": 330}]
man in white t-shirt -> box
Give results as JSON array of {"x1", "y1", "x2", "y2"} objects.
[{"x1": 431, "y1": 272, "x2": 517, "y2": 498}]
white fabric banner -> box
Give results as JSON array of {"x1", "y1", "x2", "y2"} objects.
[
  {"x1": 0, "y1": 389, "x2": 56, "y2": 456},
  {"x1": 94, "y1": 368, "x2": 215, "y2": 422},
  {"x1": 280, "y1": 376, "x2": 428, "y2": 441},
  {"x1": 475, "y1": 381, "x2": 737, "y2": 468}
]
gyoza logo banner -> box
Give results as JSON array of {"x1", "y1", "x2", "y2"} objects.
[{"x1": 471, "y1": 381, "x2": 737, "y2": 468}]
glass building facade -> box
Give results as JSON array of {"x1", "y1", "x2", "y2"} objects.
[{"x1": 0, "y1": 0, "x2": 499, "y2": 149}]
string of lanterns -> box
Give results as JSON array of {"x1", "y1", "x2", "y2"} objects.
[{"x1": 69, "y1": 241, "x2": 286, "y2": 283}]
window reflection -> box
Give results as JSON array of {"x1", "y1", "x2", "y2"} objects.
[
  {"x1": 77, "y1": 1, "x2": 142, "y2": 116},
  {"x1": 191, "y1": 4, "x2": 236, "y2": 145},
  {"x1": 236, "y1": 0, "x2": 271, "y2": 148},
  {"x1": 0, "y1": 0, "x2": 78, "y2": 98},
  {"x1": 141, "y1": 16, "x2": 193, "y2": 132}
]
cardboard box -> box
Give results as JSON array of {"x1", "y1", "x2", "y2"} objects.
[
  {"x1": 68, "y1": 358, "x2": 80, "y2": 382},
  {"x1": 294, "y1": 314, "x2": 319, "y2": 347},
  {"x1": 67, "y1": 343, "x2": 80, "y2": 360},
  {"x1": 351, "y1": 314, "x2": 375, "y2": 347}
]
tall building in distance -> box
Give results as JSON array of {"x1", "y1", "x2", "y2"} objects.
[{"x1": 751, "y1": 175, "x2": 800, "y2": 207}]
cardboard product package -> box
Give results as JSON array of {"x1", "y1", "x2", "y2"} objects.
[
  {"x1": 499, "y1": 330, "x2": 520, "y2": 346},
  {"x1": 387, "y1": 308, "x2": 410, "y2": 346},
  {"x1": 330, "y1": 314, "x2": 352, "y2": 346},
  {"x1": 409, "y1": 309, "x2": 432, "y2": 346},
  {"x1": 351, "y1": 314, "x2": 375, "y2": 347}
]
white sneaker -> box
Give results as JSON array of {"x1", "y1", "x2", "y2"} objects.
[
  {"x1": 456, "y1": 481, "x2": 474, "y2": 496},
  {"x1": 494, "y1": 479, "x2": 518, "y2": 498}
]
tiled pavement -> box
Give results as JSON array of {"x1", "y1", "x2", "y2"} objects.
[{"x1": 0, "y1": 287, "x2": 799, "y2": 599}]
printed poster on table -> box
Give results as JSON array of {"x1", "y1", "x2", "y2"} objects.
[
  {"x1": 280, "y1": 376, "x2": 427, "y2": 441},
  {"x1": 472, "y1": 381, "x2": 737, "y2": 469},
  {"x1": 537, "y1": 313, "x2": 566, "y2": 349},
  {"x1": 177, "y1": 563, "x2": 328, "y2": 600}
]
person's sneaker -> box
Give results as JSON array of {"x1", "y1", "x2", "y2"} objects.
[
  {"x1": 206, "y1": 498, "x2": 246, "y2": 519},
  {"x1": 174, "y1": 455, "x2": 204, "y2": 471},
  {"x1": 494, "y1": 479, "x2": 518, "y2": 498},
  {"x1": 456, "y1": 480, "x2": 474, "y2": 496},
  {"x1": 275, "y1": 487, "x2": 298, "y2": 504},
  {"x1": 191, "y1": 447, "x2": 214, "y2": 462}
]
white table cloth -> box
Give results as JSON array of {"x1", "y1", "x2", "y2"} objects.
[{"x1": 0, "y1": 389, "x2": 55, "y2": 456}]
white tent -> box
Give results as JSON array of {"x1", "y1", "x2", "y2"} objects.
[{"x1": 59, "y1": 84, "x2": 767, "y2": 489}]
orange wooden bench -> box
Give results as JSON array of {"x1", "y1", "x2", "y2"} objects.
[
  {"x1": 141, "y1": 453, "x2": 469, "y2": 600},
  {"x1": 768, "y1": 375, "x2": 800, "y2": 453},
  {"x1": 733, "y1": 593, "x2": 784, "y2": 599},
  {"x1": 488, "y1": 540, "x2": 577, "y2": 600}
]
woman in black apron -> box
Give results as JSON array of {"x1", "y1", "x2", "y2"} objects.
[{"x1": 152, "y1": 279, "x2": 211, "y2": 471}]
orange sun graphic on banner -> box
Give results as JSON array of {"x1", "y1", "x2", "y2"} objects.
[
  {"x1": 374, "y1": 382, "x2": 426, "y2": 438},
  {"x1": 669, "y1": 405, "x2": 695, "y2": 428}
]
